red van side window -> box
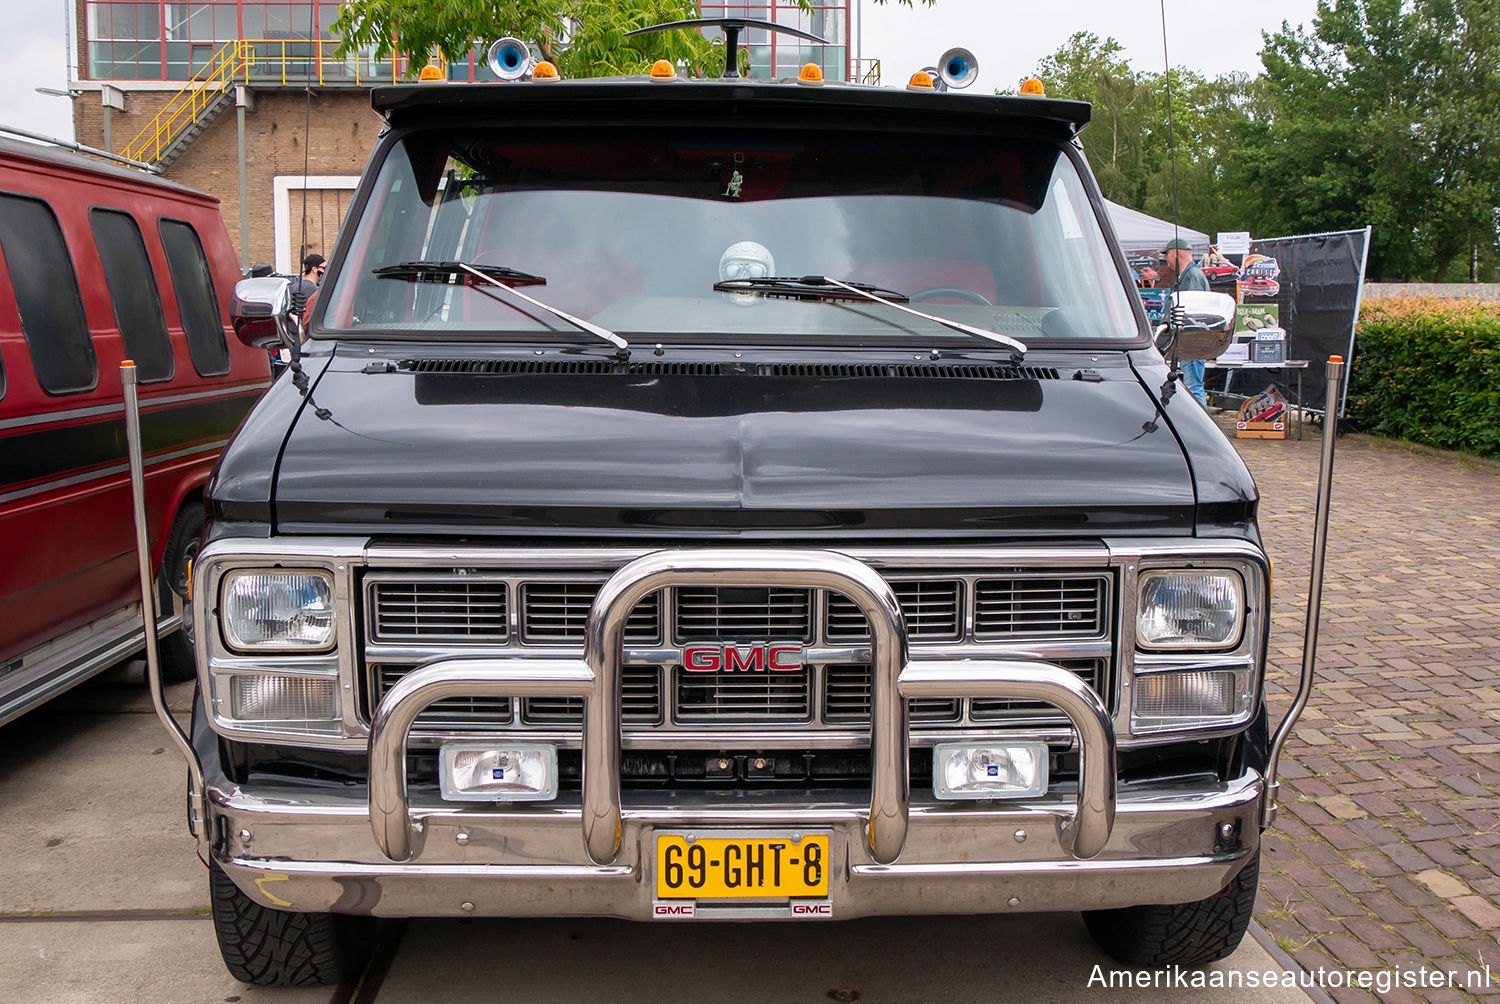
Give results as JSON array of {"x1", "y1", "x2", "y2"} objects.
[
  {"x1": 158, "y1": 218, "x2": 230, "y2": 377},
  {"x1": 90, "y1": 209, "x2": 174, "y2": 382},
  {"x1": 0, "y1": 193, "x2": 97, "y2": 395}
]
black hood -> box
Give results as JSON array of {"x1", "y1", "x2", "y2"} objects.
[{"x1": 229, "y1": 345, "x2": 1221, "y2": 539}]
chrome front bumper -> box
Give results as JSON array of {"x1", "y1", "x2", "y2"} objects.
[
  {"x1": 208, "y1": 771, "x2": 1263, "y2": 919},
  {"x1": 205, "y1": 549, "x2": 1262, "y2": 919}
]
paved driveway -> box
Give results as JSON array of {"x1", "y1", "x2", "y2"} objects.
[{"x1": 1230, "y1": 419, "x2": 1500, "y2": 1002}]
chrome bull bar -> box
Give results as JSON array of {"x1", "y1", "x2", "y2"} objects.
[{"x1": 368, "y1": 549, "x2": 1118, "y2": 866}]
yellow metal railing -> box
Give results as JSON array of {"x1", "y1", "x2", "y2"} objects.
[
  {"x1": 122, "y1": 40, "x2": 445, "y2": 164},
  {"x1": 235, "y1": 39, "x2": 438, "y2": 87},
  {"x1": 122, "y1": 41, "x2": 252, "y2": 164}
]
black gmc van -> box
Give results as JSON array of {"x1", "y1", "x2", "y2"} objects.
[{"x1": 189, "y1": 66, "x2": 1263, "y2": 986}]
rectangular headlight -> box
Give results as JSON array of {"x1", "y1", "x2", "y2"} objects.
[
  {"x1": 222, "y1": 569, "x2": 335, "y2": 651},
  {"x1": 1131, "y1": 668, "x2": 1254, "y2": 734},
  {"x1": 1136, "y1": 570, "x2": 1244, "y2": 650},
  {"x1": 440, "y1": 744, "x2": 558, "y2": 802},
  {"x1": 932, "y1": 742, "x2": 1049, "y2": 800}
]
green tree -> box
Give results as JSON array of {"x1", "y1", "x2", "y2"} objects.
[
  {"x1": 332, "y1": 0, "x2": 936, "y2": 81},
  {"x1": 1229, "y1": 0, "x2": 1500, "y2": 280},
  {"x1": 1027, "y1": 33, "x2": 1156, "y2": 206}
]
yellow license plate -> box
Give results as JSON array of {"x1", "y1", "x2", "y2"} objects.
[{"x1": 655, "y1": 833, "x2": 829, "y2": 900}]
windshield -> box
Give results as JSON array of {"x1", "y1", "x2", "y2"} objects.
[{"x1": 318, "y1": 126, "x2": 1143, "y2": 345}]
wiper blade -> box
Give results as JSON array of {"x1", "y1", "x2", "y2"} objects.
[
  {"x1": 457, "y1": 263, "x2": 630, "y2": 357},
  {"x1": 716, "y1": 275, "x2": 1027, "y2": 362},
  {"x1": 713, "y1": 275, "x2": 910, "y2": 302},
  {"x1": 817, "y1": 276, "x2": 1027, "y2": 362},
  {"x1": 373, "y1": 260, "x2": 547, "y2": 286}
]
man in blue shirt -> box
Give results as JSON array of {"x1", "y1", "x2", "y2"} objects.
[{"x1": 1159, "y1": 237, "x2": 1210, "y2": 407}]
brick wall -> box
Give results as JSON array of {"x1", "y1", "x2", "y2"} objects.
[{"x1": 74, "y1": 88, "x2": 381, "y2": 267}]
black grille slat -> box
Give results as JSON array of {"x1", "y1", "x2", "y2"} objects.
[
  {"x1": 371, "y1": 581, "x2": 508, "y2": 641},
  {"x1": 520, "y1": 666, "x2": 662, "y2": 724},
  {"x1": 676, "y1": 667, "x2": 811, "y2": 721},
  {"x1": 396, "y1": 359, "x2": 1057, "y2": 381},
  {"x1": 676, "y1": 587, "x2": 811, "y2": 642},
  {"x1": 826, "y1": 581, "x2": 962, "y2": 640},
  {"x1": 971, "y1": 661, "x2": 1106, "y2": 721},
  {"x1": 823, "y1": 663, "x2": 959, "y2": 722},
  {"x1": 371, "y1": 665, "x2": 512, "y2": 726},
  {"x1": 521, "y1": 583, "x2": 660, "y2": 645},
  {"x1": 973, "y1": 577, "x2": 1106, "y2": 637}
]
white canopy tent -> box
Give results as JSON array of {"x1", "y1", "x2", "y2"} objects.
[{"x1": 1104, "y1": 200, "x2": 1211, "y2": 254}]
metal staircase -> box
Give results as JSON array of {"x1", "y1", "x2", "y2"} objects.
[{"x1": 121, "y1": 41, "x2": 252, "y2": 170}]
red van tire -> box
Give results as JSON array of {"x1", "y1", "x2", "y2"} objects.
[{"x1": 158, "y1": 503, "x2": 204, "y2": 683}]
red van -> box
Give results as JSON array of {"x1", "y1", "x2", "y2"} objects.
[{"x1": 0, "y1": 135, "x2": 270, "y2": 725}]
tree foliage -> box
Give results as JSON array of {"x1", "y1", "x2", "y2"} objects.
[
  {"x1": 332, "y1": 0, "x2": 934, "y2": 81},
  {"x1": 1025, "y1": 2, "x2": 1500, "y2": 281}
]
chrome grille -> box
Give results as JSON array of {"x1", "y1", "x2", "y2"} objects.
[
  {"x1": 370, "y1": 579, "x2": 508, "y2": 642},
  {"x1": 974, "y1": 575, "x2": 1107, "y2": 637},
  {"x1": 827, "y1": 580, "x2": 962, "y2": 640},
  {"x1": 676, "y1": 587, "x2": 811, "y2": 641},
  {"x1": 359, "y1": 565, "x2": 1114, "y2": 738}
]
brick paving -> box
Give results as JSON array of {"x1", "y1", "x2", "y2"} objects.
[{"x1": 1226, "y1": 415, "x2": 1500, "y2": 1002}]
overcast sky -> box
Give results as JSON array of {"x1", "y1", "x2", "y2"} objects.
[{"x1": 0, "y1": 1, "x2": 1320, "y2": 145}]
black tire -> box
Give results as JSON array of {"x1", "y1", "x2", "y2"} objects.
[
  {"x1": 1082, "y1": 852, "x2": 1259, "y2": 968},
  {"x1": 158, "y1": 502, "x2": 204, "y2": 683},
  {"x1": 209, "y1": 859, "x2": 376, "y2": 986}
]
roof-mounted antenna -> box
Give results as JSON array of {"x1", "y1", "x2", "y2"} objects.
[{"x1": 625, "y1": 17, "x2": 826, "y2": 79}]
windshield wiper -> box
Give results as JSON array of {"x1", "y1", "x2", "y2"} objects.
[
  {"x1": 374, "y1": 260, "x2": 629, "y2": 358},
  {"x1": 373, "y1": 260, "x2": 547, "y2": 286},
  {"x1": 716, "y1": 274, "x2": 1028, "y2": 363},
  {"x1": 714, "y1": 275, "x2": 909, "y2": 302}
]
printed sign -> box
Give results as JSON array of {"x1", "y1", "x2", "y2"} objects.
[
  {"x1": 1217, "y1": 231, "x2": 1251, "y2": 256},
  {"x1": 1236, "y1": 304, "x2": 1279, "y2": 333}
]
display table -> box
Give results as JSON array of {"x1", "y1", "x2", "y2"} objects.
[{"x1": 1206, "y1": 359, "x2": 1310, "y2": 439}]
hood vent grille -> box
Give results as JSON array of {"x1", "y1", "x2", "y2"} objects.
[{"x1": 397, "y1": 359, "x2": 1057, "y2": 381}]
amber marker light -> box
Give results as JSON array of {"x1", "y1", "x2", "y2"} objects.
[
  {"x1": 906, "y1": 70, "x2": 936, "y2": 91},
  {"x1": 797, "y1": 63, "x2": 824, "y2": 86},
  {"x1": 649, "y1": 59, "x2": 677, "y2": 81},
  {"x1": 418, "y1": 64, "x2": 444, "y2": 82},
  {"x1": 1020, "y1": 77, "x2": 1046, "y2": 96},
  {"x1": 531, "y1": 61, "x2": 560, "y2": 81}
]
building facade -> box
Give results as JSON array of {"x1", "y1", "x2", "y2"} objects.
[{"x1": 70, "y1": 1, "x2": 855, "y2": 270}]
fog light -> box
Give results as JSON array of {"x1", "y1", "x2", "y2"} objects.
[
  {"x1": 228, "y1": 673, "x2": 338, "y2": 721},
  {"x1": 1131, "y1": 669, "x2": 1254, "y2": 733},
  {"x1": 932, "y1": 742, "x2": 1048, "y2": 800},
  {"x1": 440, "y1": 744, "x2": 558, "y2": 802}
]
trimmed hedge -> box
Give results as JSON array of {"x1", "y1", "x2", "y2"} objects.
[{"x1": 1348, "y1": 297, "x2": 1500, "y2": 458}]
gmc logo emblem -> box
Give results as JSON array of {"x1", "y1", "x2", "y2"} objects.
[
  {"x1": 791, "y1": 902, "x2": 832, "y2": 917},
  {"x1": 682, "y1": 643, "x2": 803, "y2": 673}
]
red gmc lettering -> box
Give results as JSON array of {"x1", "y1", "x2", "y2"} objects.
[
  {"x1": 725, "y1": 646, "x2": 765, "y2": 672},
  {"x1": 768, "y1": 644, "x2": 801, "y2": 672},
  {"x1": 682, "y1": 643, "x2": 804, "y2": 672},
  {"x1": 654, "y1": 903, "x2": 695, "y2": 916},
  {"x1": 683, "y1": 646, "x2": 721, "y2": 672}
]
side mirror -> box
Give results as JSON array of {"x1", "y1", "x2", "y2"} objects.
[
  {"x1": 231, "y1": 276, "x2": 301, "y2": 351},
  {"x1": 1155, "y1": 290, "x2": 1237, "y2": 360}
]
